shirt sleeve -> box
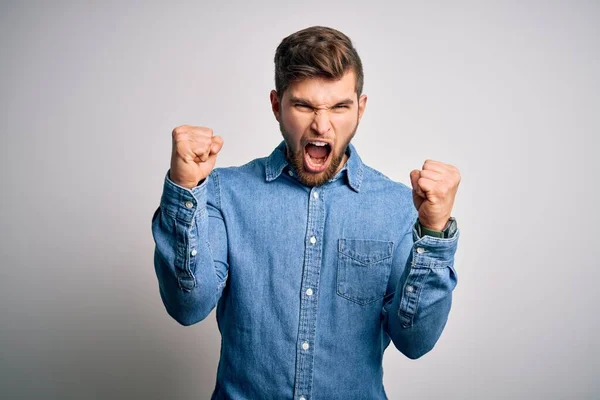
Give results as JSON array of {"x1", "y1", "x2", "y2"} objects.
[
  {"x1": 151, "y1": 170, "x2": 229, "y2": 326},
  {"x1": 382, "y1": 217, "x2": 459, "y2": 359}
]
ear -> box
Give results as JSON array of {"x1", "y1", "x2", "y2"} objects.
[
  {"x1": 357, "y1": 94, "x2": 367, "y2": 123},
  {"x1": 270, "y1": 90, "x2": 281, "y2": 122}
]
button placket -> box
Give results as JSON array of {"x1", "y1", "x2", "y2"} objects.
[{"x1": 293, "y1": 187, "x2": 326, "y2": 399}]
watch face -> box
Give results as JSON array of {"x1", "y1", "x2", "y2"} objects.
[{"x1": 444, "y1": 218, "x2": 458, "y2": 238}]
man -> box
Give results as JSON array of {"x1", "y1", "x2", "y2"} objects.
[{"x1": 152, "y1": 26, "x2": 461, "y2": 399}]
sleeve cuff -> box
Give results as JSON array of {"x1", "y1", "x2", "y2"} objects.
[
  {"x1": 160, "y1": 170, "x2": 208, "y2": 224},
  {"x1": 411, "y1": 224, "x2": 460, "y2": 264}
]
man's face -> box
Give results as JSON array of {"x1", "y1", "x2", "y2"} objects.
[{"x1": 270, "y1": 70, "x2": 367, "y2": 187}]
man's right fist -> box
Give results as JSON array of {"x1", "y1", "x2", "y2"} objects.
[{"x1": 169, "y1": 125, "x2": 224, "y2": 189}]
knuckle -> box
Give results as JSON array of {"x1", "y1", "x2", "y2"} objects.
[
  {"x1": 196, "y1": 126, "x2": 212, "y2": 135},
  {"x1": 172, "y1": 125, "x2": 188, "y2": 135},
  {"x1": 172, "y1": 126, "x2": 190, "y2": 140},
  {"x1": 452, "y1": 169, "x2": 461, "y2": 181},
  {"x1": 197, "y1": 127, "x2": 214, "y2": 140}
]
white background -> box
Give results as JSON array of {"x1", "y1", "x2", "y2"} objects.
[{"x1": 1, "y1": 1, "x2": 598, "y2": 399}]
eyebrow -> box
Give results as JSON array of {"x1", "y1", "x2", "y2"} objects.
[{"x1": 288, "y1": 96, "x2": 355, "y2": 107}]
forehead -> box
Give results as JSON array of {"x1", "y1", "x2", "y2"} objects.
[{"x1": 284, "y1": 70, "x2": 357, "y2": 104}]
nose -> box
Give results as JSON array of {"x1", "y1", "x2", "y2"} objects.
[{"x1": 310, "y1": 109, "x2": 331, "y2": 135}]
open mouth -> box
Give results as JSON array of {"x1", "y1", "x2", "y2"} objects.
[{"x1": 304, "y1": 141, "x2": 332, "y2": 173}]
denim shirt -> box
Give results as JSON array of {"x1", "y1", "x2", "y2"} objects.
[{"x1": 151, "y1": 141, "x2": 459, "y2": 400}]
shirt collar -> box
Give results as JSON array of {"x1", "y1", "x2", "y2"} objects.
[{"x1": 265, "y1": 140, "x2": 364, "y2": 192}]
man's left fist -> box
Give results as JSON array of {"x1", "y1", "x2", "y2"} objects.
[{"x1": 410, "y1": 160, "x2": 461, "y2": 231}]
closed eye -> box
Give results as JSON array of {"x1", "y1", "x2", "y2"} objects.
[
  {"x1": 332, "y1": 104, "x2": 351, "y2": 112},
  {"x1": 294, "y1": 104, "x2": 313, "y2": 111}
]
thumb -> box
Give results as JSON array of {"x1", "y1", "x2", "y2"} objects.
[
  {"x1": 210, "y1": 135, "x2": 224, "y2": 155},
  {"x1": 410, "y1": 169, "x2": 425, "y2": 198}
]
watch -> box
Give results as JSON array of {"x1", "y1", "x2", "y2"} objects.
[{"x1": 416, "y1": 217, "x2": 457, "y2": 238}]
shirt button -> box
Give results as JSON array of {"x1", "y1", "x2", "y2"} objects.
[
  {"x1": 190, "y1": 249, "x2": 198, "y2": 256},
  {"x1": 288, "y1": 170, "x2": 294, "y2": 176},
  {"x1": 306, "y1": 288, "x2": 313, "y2": 296},
  {"x1": 406, "y1": 285, "x2": 414, "y2": 293},
  {"x1": 184, "y1": 201, "x2": 194, "y2": 209},
  {"x1": 310, "y1": 236, "x2": 317, "y2": 244},
  {"x1": 302, "y1": 342, "x2": 309, "y2": 350},
  {"x1": 416, "y1": 247, "x2": 425, "y2": 254},
  {"x1": 313, "y1": 191, "x2": 319, "y2": 199},
  {"x1": 299, "y1": 397, "x2": 306, "y2": 400}
]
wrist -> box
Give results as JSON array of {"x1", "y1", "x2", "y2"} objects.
[
  {"x1": 416, "y1": 217, "x2": 457, "y2": 239},
  {"x1": 168, "y1": 170, "x2": 203, "y2": 189},
  {"x1": 419, "y1": 223, "x2": 444, "y2": 238},
  {"x1": 419, "y1": 218, "x2": 448, "y2": 232}
]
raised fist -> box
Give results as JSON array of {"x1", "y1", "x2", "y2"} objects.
[
  {"x1": 169, "y1": 125, "x2": 224, "y2": 189},
  {"x1": 410, "y1": 160, "x2": 461, "y2": 231}
]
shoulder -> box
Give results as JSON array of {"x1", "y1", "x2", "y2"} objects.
[
  {"x1": 358, "y1": 162, "x2": 416, "y2": 218},
  {"x1": 361, "y1": 163, "x2": 412, "y2": 196},
  {"x1": 211, "y1": 156, "x2": 266, "y2": 181},
  {"x1": 204, "y1": 157, "x2": 267, "y2": 208},
  {"x1": 207, "y1": 156, "x2": 268, "y2": 200}
]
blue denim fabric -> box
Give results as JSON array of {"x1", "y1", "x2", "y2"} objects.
[{"x1": 151, "y1": 141, "x2": 459, "y2": 400}]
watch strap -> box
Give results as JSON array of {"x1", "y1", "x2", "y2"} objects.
[
  {"x1": 420, "y1": 223, "x2": 444, "y2": 238},
  {"x1": 416, "y1": 217, "x2": 457, "y2": 238}
]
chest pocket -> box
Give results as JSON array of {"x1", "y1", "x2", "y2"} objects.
[{"x1": 336, "y1": 239, "x2": 394, "y2": 306}]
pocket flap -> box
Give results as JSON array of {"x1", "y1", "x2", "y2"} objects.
[{"x1": 338, "y1": 239, "x2": 393, "y2": 264}]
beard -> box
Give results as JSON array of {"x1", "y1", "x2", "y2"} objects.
[{"x1": 278, "y1": 121, "x2": 359, "y2": 187}]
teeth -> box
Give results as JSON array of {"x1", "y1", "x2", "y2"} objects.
[{"x1": 309, "y1": 141, "x2": 329, "y2": 146}]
